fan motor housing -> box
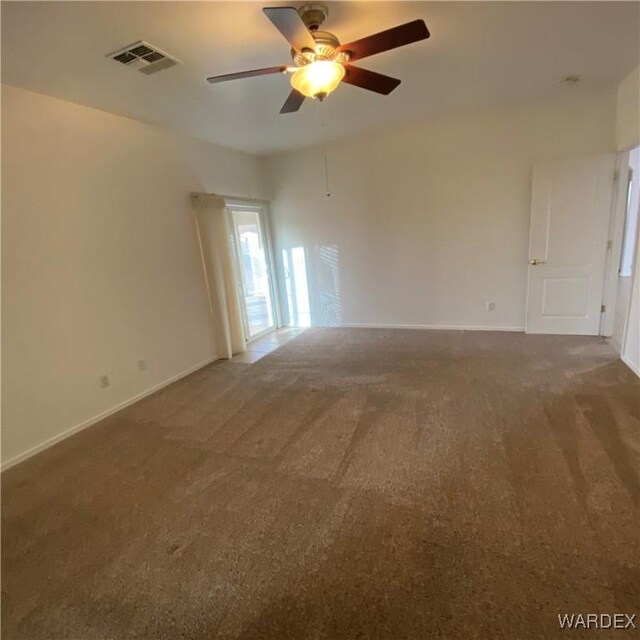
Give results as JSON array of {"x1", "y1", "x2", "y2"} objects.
[
  {"x1": 292, "y1": 31, "x2": 349, "y2": 66},
  {"x1": 292, "y1": 5, "x2": 351, "y2": 66}
]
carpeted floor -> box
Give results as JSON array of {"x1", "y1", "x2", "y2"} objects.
[{"x1": 2, "y1": 328, "x2": 639, "y2": 639}]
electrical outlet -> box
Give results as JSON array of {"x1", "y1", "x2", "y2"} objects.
[
  {"x1": 137, "y1": 359, "x2": 147, "y2": 371},
  {"x1": 486, "y1": 301, "x2": 496, "y2": 311},
  {"x1": 99, "y1": 374, "x2": 110, "y2": 388}
]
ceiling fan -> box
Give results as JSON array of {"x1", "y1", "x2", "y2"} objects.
[{"x1": 206, "y1": 4, "x2": 430, "y2": 113}]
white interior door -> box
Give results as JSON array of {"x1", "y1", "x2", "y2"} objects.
[{"x1": 526, "y1": 154, "x2": 615, "y2": 335}]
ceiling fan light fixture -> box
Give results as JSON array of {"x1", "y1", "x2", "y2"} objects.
[
  {"x1": 290, "y1": 60, "x2": 345, "y2": 99},
  {"x1": 206, "y1": 6, "x2": 430, "y2": 114}
]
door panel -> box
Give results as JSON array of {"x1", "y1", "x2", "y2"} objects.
[
  {"x1": 542, "y1": 277, "x2": 589, "y2": 317},
  {"x1": 526, "y1": 154, "x2": 615, "y2": 335}
]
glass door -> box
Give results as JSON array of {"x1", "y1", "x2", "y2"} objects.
[{"x1": 229, "y1": 207, "x2": 277, "y2": 340}]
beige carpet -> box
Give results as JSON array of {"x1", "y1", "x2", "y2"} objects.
[{"x1": 2, "y1": 328, "x2": 639, "y2": 639}]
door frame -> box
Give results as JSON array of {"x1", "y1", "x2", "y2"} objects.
[
  {"x1": 600, "y1": 148, "x2": 632, "y2": 336},
  {"x1": 224, "y1": 199, "x2": 282, "y2": 341}
]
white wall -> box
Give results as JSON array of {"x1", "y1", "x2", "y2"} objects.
[
  {"x1": 615, "y1": 66, "x2": 640, "y2": 151},
  {"x1": 1, "y1": 84, "x2": 267, "y2": 467},
  {"x1": 265, "y1": 86, "x2": 617, "y2": 330}
]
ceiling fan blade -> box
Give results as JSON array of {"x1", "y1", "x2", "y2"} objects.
[
  {"x1": 280, "y1": 89, "x2": 305, "y2": 114},
  {"x1": 342, "y1": 65, "x2": 401, "y2": 95},
  {"x1": 338, "y1": 19, "x2": 429, "y2": 61},
  {"x1": 263, "y1": 7, "x2": 317, "y2": 53},
  {"x1": 207, "y1": 66, "x2": 287, "y2": 83}
]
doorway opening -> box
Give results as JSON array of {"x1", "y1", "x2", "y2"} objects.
[{"x1": 228, "y1": 204, "x2": 278, "y2": 342}]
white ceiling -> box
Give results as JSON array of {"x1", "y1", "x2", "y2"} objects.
[{"x1": 2, "y1": 1, "x2": 638, "y2": 154}]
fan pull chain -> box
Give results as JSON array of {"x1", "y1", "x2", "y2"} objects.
[{"x1": 324, "y1": 146, "x2": 331, "y2": 197}]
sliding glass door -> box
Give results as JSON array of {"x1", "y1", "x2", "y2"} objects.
[{"x1": 229, "y1": 206, "x2": 277, "y2": 340}]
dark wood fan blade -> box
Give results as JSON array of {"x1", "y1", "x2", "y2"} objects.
[
  {"x1": 338, "y1": 19, "x2": 429, "y2": 61},
  {"x1": 342, "y1": 65, "x2": 401, "y2": 95},
  {"x1": 280, "y1": 89, "x2": 305, "y2": 113},
  {"x1": 207, "y1": 66, "x2": 287, "y2": 83},
  {"x1": 263, "y1": 7, "x2": 316, "y2": 53}
]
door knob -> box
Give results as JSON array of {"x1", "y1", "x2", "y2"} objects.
[{"x1": 529, "y1": 259, "x2": 546, "y2": 265}]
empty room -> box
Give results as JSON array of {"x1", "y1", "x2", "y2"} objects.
[{"x1": 2, "y1": 1, "x2": 639, "y2": 638}]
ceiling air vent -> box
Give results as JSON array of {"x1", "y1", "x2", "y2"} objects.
[{"x1": 107, "y1": 41, "x2": 180, "y2": 75}]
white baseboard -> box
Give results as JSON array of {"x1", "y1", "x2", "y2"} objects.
[
  {"x1": 1, "y1": 356, "x2": 218, "y2": 472},
  {"x1": 621, "y1": 353, "x2": 640, "y2": 377},
  {"x1": 340, "y1": 323, "x2": 525, "y2": 332}
]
